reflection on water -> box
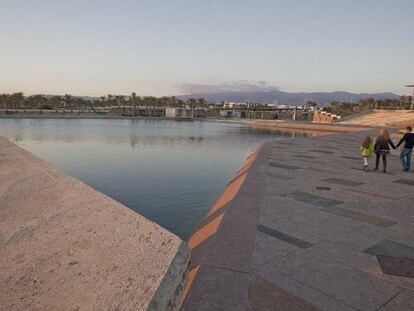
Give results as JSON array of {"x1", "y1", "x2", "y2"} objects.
[{"x1": 0, "y1": 118, "x2": 308, "y2": 238}]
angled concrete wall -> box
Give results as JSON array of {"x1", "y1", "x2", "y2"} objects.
[{"x1": 0, "y1": 137, "x2": 189, "y2": 311}]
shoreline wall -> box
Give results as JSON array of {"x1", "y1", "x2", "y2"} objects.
[
  {"x1": 0, "y1": 137, "x2": 189, "y2": 311},
  {"x1": 248, "y1": 119, "x2": 372, "y2": 133}
]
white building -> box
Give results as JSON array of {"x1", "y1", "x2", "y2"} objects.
[
  {"x1": 165, "y1": 107, "x2": 193, "y2": 119},
  {"x1": 223, "y1": 102, "x2": 248, "y2": 109}
]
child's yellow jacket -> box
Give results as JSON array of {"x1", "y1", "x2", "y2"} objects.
[{"x1": 360, "y1": 143, "x2": 374, "y2": 157}]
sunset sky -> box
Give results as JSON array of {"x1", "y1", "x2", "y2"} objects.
[{"x1": 1, "y1": 0, "x2": 413, "y2": 96}]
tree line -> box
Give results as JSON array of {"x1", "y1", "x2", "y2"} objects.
[
  {"x1": 1, "y1": 92, "x2": 412, "y2": 117},
  {"x1": 310, "y1": 96, "x2": 413, "y2": 117},
  {"x1": 0, "y1": 92, "x2": 210, "y2": 111}
]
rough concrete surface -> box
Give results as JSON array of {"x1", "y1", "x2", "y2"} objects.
[
  {"x1": 340, "y1": 110, "x2": 414, "y2": 127},
  {"x1": 0, "y1": 137, "x2": 189, "y2": 311},
  {"x1": 249, "y1": 120, "x2": 372, "y2": 133},
  {"x1": 183, "y1": 129, "x2": 414, "y2": 310}
]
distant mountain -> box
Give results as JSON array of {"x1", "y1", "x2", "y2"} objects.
[{"x1": 177, "y1": 90, "x2": 399, "y2": 106}]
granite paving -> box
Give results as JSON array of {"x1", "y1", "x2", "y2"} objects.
[
  {"x1": 257, "y1": 225, "x2": 313, "y2": 249},
  {"x1": 182, "y1": 130, "x2": 414, "y2": 310}
]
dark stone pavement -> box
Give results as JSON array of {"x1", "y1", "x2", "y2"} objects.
[{"x1": 182, "y1": 130, "x2": 414, "y2": 311}]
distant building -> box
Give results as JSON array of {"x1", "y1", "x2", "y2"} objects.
[
  {"x1": 313, "y1": 109, "x2": 341, "y2": 123},
  {"x1": 165, "y1": 107, "x2": 193, "y2": 119},
  {"x1": 223, "y1": 101, "x2": 248, "y2": 109}
]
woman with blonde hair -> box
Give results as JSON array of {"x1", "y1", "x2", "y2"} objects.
[{"x1": 374, "y1": 127, "x2": 396, "y2": 173}]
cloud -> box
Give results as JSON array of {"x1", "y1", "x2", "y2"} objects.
[{"x1": 177, "y1": 81, "x2": 279, "y2": 94}]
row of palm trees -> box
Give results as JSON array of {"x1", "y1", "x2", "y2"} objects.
[
  {"x1": 2, "y1": 92, "x2": 411, "y2": 115},
  {"x1": 0, "y1": 92, "x2": 210, "y2": 113},
  {"x1": 322, "y1": 96, "x2": 414, "y2": 117}
]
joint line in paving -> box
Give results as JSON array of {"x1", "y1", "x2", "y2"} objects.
[
  {"x1": 257, "y1": 225, "x2": 312, "y2": 249},
  {"x1": 320, "y1": 206, "x2": 396, "y2": 228}
]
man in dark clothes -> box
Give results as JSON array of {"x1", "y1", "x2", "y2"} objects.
[{"x1": 396, "y1": 126, "x2": 414, "y2": 171}]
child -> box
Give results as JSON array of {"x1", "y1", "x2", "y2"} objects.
[{"x1": 360, "y1": 136, "x2": 374, "y2": 171}]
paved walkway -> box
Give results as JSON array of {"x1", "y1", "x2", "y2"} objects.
[
  {"x1": 340, "y1": 110, "x2": 414, "y2": 127},
  {"x1": 182, "y1": 130, "x2": 414, "y2": 310}
]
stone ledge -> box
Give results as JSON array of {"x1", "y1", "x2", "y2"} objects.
[{"x1": 0, "y1": 137, "x2": 189, "y2": 311}]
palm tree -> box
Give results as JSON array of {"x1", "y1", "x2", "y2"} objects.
[
  {"x1": 197, "y1": 98, "x2": 207, "y2": 108},
  {"x1": 186, "y1": 98, "x2": 196, "y2": 110},
  {"x1": 114, "y1": 95, "x2": 121, "y2": 114},
  {"x1": 143, "y1": 96, "x2": 155, "y2": 116},
  {"x1": 64, "y1": 94, "x2": 74, "y2": 110},
  {"x1": 130, "y1": 92, "x2": 137, "y2": 116},
  {"x1": 11, "y1": 92, "x2": 24, "y2": 109},
  {"x1": 177, "y1": 99, "x2": 185, "y2": 108},
  {"x1": 170, "y1": 96, "x2": 176, "y2": 107},
  {"x1": 100, "y1": 96, "x2": 106, "y2": 109},
  {"x1": 53, "y1": 95, "x2": 63, "y2": 110},
  {"x1": 0, "y1": 93, "x2": 8, "y2": 109},
  {"x1": 107, "y1": 94, "x2": 113, "y2": 108},
  {"x1": 305, "y1": 100, "x2": 317, "y2": 110}
]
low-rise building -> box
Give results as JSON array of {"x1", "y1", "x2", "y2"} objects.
[{"x1": 165, "y1": 107, "x2": 194, "y2": 119}]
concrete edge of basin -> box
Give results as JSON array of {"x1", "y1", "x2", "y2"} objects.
[
  {"x1": 148, "y1": 242, "x2": 190, "y2": 311},
  {"x1": 0, "y1": 136, "x2": 191, "y2": 310},
  {"x1": 181, "y1": 144, "x2": 264, "y2": 309}
]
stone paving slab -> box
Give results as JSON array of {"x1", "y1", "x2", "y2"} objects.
[
  {"x1": 365, "y1": 239, "x2": 414, "y2": 258},
  {"x1": 379, "y1": 289, "x2": 414, "y2": 311},
  {"x1": 341, "y1": 156, "x2": 362, "y2": 160},
  {"x1": 291, "y1": 241, "x2": 414, "y2": 291},
  {"x1": 320, "y1": 206, "x2": 397, "y2": 227},
  {"x1": 257, "y1": 225, "x2": 313, "y2": 249},
  {"x1": 252, "y1": 231, "x2": 303, "y2": 268},
  {"x1": 260, "y1": 190, "x2": 394, "y2": 249},
  {"x1": 376, "y1": 255, "x2": 414, "y2": 278},
  {"x1": 393, "y1": 179, "x2": 414, "y2": 186},
  {"x1": 321, "y1": 177, "x2": 364, "y2": 187},
  {"x1": 181, "y1": 265, "x2": 249, "y2": 311},
  {"x1": 247, "y1": 277, "x2": 321, "y2": 311},
  {"x1": 262, "y1": 251, "x2": 402, "y2": 311},
  {"x1": 309, "y1": 149, "x2": 335, "y2": 154},
  {"x1": 269, "y1": 162, "x2": 301, "y2": 170},
  {"x1": 252, "y1": 268, "x2": 357, "y2": 311},
  {"x1": 183, "y1": 130, "x2": 414, "y2": 310},
  {"x1": 280, "y1": 191, "x2": 343, "y2": 208}
]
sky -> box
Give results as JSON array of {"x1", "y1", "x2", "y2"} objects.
[{"x1": 0, "y1": 0, "x2": 413, "y2": 96}]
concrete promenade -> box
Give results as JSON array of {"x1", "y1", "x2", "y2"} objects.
[
  {"x1": 249, "y1": 120, "x2": 372, "y2": 134},
  {"x1": 182, "y1": 130, "x2": 414, "y2": 310},
  {"x1": 340, "y1": 110, "x2": 414, "y2": 127},
  {"x1": 0, "y1": 137, "x2": 189, "y2": 311}
]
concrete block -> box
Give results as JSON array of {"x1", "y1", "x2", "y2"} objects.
[{"x1": 0, "y1": 137, "x2": 189, "y2": 311}]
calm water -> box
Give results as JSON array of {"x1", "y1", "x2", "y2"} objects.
[{"x1": 0, "y1": 118, "x2": 307, "y2": 238}]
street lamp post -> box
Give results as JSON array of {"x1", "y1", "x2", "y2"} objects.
[{"x1": 406, "y1": 85, "x2": 414, "y2": 110}]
